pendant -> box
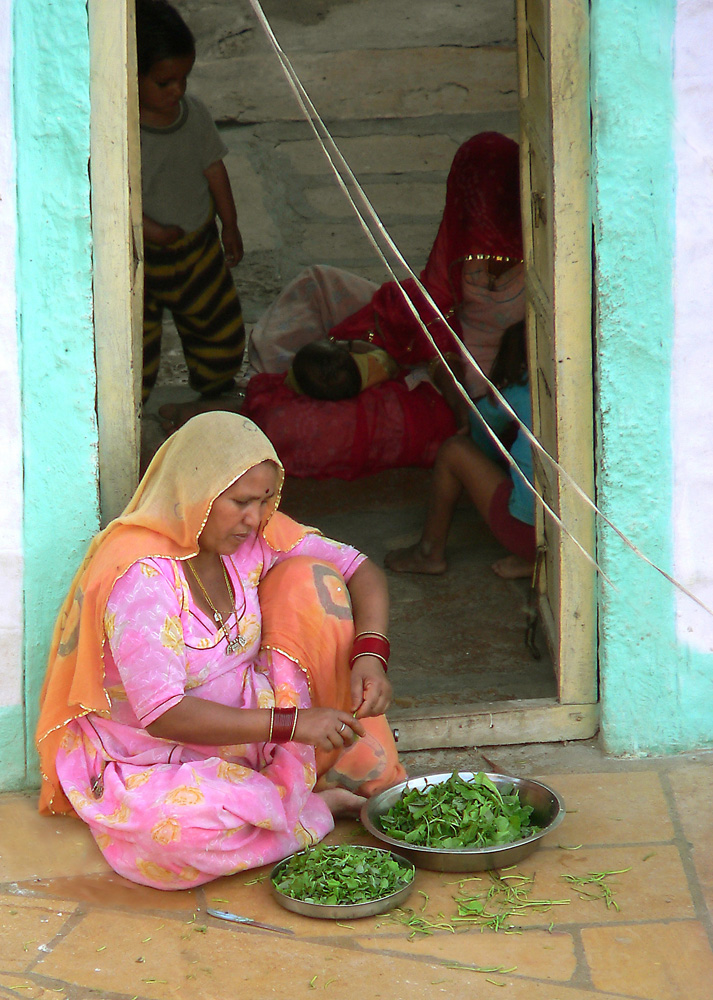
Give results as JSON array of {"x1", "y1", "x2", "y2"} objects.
[{"x1": 225, "y1": 633, "x2": 247, "y2": 654}]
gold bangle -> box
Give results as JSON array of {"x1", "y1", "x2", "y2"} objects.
[
  {"x1": 269, "y1": 707, "x2": 275, "y2": 742},
  {"x1": 350, "y1": 651, "x2": 389, "y2": 670},
  {"x1": 289, "y1": 709, "x2": 299, "y2": 741}
]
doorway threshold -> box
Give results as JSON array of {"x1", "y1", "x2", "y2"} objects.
[{"x1": 389, "y1": 697, "x2": 599, "y2": 752}]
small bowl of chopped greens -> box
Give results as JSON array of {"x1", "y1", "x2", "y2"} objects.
[
  {"x1": 270, "y1": 843, "x2": 415, "y2": 919},
  {"x1": 361, "y1": 771, "x2": 565, "y2": 872}
]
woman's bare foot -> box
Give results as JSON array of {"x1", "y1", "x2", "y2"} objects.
[
  {"x1": 492, "y1": 554, "x2": 534, "y2": 580},
  {"x1": 384, "y1": 543, "x2": 447, "y2": 575},
  {"x1": 159, "y1": 394, "x2": 243, "y2": 433},
  {"x1": 318, "y1": 787, "x2": 366, "y2": 818}
]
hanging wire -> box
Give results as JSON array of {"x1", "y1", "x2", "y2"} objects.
[{"x1": 246, "y1": 0, "x2": 713, "y2": 620}]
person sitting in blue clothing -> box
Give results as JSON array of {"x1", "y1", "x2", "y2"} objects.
[{"x1": 384, "y1": 321, "x2": 535, "y2": 580}]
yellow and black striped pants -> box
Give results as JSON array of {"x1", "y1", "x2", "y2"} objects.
[{"x1": 143, "y1": 219, "x2": 245, "y2": 402}]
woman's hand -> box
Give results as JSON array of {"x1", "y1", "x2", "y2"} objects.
[
  {"x1": 294, "y1": 707, "x2": 365, "y2": 752},
  {"x1": 350, "y1": 655, "x2": 392, "y2": 719}
]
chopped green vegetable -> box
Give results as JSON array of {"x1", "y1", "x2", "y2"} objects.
[
  {"x1": 376, "y1": 772, "x2": 542, "y2": 849},
  {"x1": 272, "y1": 844, "x2": 414, "y2": 905},
  {"x1": 451, "y1": 869, "x2": 569, "y2": 932},
  {"x1": 386, "y1": 905, "x2": 455, "y2": 938},
  {"x1": 560, "y1": 868, "x2": 630, "y2": 910}
]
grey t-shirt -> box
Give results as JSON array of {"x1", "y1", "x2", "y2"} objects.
[{"x1": 140, "y1": 94, "x2": 228, "y2": 235}]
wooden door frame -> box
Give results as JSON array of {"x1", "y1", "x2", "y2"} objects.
[
  {"x1": 89, "y1": 0, "x2": 143, "y2": 526},
  {"x1": 87, "y1": 0, "x2": 597, "y2": 752},
  {"x1": 393, "y1": 0, "x2": 598, "y2": 752},
  {"x1": 520, "y1": 0, "x2": 597, "y2": 709}
]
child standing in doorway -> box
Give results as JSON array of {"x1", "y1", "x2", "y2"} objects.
[{"x1": 136, "y1": 0, "x2": 245, "y2": 403}]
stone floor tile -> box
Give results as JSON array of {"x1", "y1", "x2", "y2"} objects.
[
  {"x1": 31, "y1": 901, "x2": 632, "y2": 1000},
  {"x1": 669, "y1": 764, "x2": 713, "y2": 919},
  {"x1": 34, "y1": 910, "x2": 208, "y2": 999},
  {"x1": 280, "y1": 134, "x2": 461, "y2": 176},
  {"x1": 536, "y1": 771, "x2": 675, "y2": 846},
  {"x1": 509, "y1": 844, "x2": 694, "y2": 927},
  {"x1": 582, "y1": 920, "x2": 713, "y2": 1000},
  {"x1": 0, "y1": 975, "x2": 68, "y2": 999},
  {"x1": 0, "y1": 794, "x2": 110, "y2": 882},
  {"x1": 12, "y1": 872, "x2": 200, "y2": 914},
  {"x1": 0, "y1": 894, "x2": 77, "y2": 974},
  {"x1": 356, "y1": 924, "x2": 577, "y2": 982},
  {"x1": 27, "y1": 906, "x2": 522, "y2": 1000},
  {"x1": 194, "y1": 47, "x2": 518, "y2": 124}
]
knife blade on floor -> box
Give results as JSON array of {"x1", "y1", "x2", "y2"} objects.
[{"x1": 206, "y1": 907, "x2": 295, "y2": 935}]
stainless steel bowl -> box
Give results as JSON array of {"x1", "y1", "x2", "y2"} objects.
[
  {"x1": 270, "y1": 846, "x2": 415, "y2": 920},
  {"x1": 361, "y1": 771, "x2": 565, "y2": 872}
]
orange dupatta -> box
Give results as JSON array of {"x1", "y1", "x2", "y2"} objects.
[
  {"x1": 36, "y1": 412, "x2": 311, "y2": 815},
  {"x1": 259, "y1": 556, "x2": 406, "y2": 797}
]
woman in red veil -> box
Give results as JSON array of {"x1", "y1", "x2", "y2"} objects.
[
  {"x1": 163, "y1": 133, "x2": 524, "y2": 479},
  {"x1": 328, "y1": 131, "x2": 524, "y2": 390}
]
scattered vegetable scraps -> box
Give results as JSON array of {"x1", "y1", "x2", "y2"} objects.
[
  {"x1": 560, "y1": 868, "x2": 631, "y2": 911},
  {"x1": 376, "y1": 772, "x2": 542, "y2": 849},
  {"x1": 272, "y1": 845, "x2": 414, "y2": 906}
]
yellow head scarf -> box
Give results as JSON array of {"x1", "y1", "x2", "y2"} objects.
[{"x1": 36, "y1": 412, "x2": 309, "y2": 815}]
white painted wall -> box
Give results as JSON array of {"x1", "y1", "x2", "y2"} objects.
[
  {"x1": 0, "y1": 5, "x2": 23, "y2": 710},
  {"x1": 672, "y1": 0, "x2": 713, "y2": 651}
]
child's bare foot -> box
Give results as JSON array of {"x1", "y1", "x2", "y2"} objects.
[
  {"x1": 384, "y1": 543, "x2": 447, "y2": 575},
  {"x1": 158, "y1": 395, "x2": 242, "y2": 433},
  {"x1": 492, "y1": 555, "x2": 534, "y2": 580},
  {"x1": 318, "y1": 787, "x2": 366, "y2": 818}
]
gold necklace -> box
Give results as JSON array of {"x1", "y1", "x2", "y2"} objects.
[
  {"x1": 186, "y1": 558, "x2": 247, "y2": 653},
  {"x1": 470, "y1": 253, "x2": 523, "y2": 265},
  {"x1": 467, "y1": 253, "x2": 524, "y2": 291}
]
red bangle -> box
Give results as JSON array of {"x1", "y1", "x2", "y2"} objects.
[
  {"x1": 271, "y1": 706, "x2": 298, "y2": 742},
  {"x1": 350, "y1": 632, "x2": 390, "y2": 672}
]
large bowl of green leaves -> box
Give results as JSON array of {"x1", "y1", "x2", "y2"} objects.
[
  {"x1": 361, "y1": 771, "x2": 565, "y2": 871},
  {"x1": 270, "y1": 844, "x2": 415, "y2": 919}
]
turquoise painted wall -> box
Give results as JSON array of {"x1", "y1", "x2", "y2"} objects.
[
  {"x1": 591, "y1": 0, "x2": 713, "y2": 753},
  {"x1": 14, "y1": 0, "x2": 100, "y2": 788}
]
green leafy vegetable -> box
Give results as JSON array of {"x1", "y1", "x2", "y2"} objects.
[
  {"x1": 560, "y1": 868, "x2": 631, "y2": 910},
  {"x1": 376, "y1": 772, "x2": 543, "y2": 849},
  {"x1": 272, "y1": 844, "x2": 414, "y2": 905},
  {"x1": 453, "y1": 870, "x2": 570, "y2": 932}
]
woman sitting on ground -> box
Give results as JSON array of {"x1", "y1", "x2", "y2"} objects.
[
  {"x1": 385, "y1": 321, "x2": 535, "y2": 580},
  {"x1": 36, "y1": 412, "x2": 404, "y2": 890}
]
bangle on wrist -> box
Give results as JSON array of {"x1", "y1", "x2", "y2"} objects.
[
  {"x1": 271, "y1": 706, "x2": 299, "y2": 742},
  {"x1": 351, "y1": 651, "x2": 389, "y2": 671},
  {"x1": 350, "y1": 632, "x2": 390, "y2": 672}
]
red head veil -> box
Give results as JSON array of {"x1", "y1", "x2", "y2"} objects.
[
  {"x1": 332, "y1": 132, "x2": 523, "y2": 365},
  {"x1": 422, "y1": 131, "x2": 522, "y2": 309}
]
